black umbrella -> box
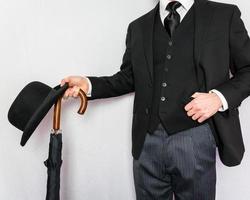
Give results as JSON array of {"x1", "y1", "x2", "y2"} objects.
[{"x1": 44, "y1": 89, "x2": 88, "y2": 200}]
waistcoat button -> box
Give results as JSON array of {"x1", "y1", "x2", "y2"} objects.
[
  {"x1": 166, "y1": 54, "x2": 172, "y2": 60},
  {"x1": 162, "y1": 82, "x2": 167, "y2": 87},
  {"x1": 161, "y1": 97, "x2": 166, "y2": 101}
]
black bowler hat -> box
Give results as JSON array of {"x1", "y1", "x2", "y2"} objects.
[{"x1": 8, "y1": 81, "x2": 69, "y2": 146}]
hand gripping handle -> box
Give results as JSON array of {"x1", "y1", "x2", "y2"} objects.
[{"x1": 53, "y1": 88, "x2": 88, "y2": 132}]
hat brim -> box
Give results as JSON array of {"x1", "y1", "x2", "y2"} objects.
[{"x1": 20, "y1": 83, "x2": 68, "y2": 146}]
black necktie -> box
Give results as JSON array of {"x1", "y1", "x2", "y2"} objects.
[{"x1": 164, "y1": 1, "x2": 182, "y2": 37}]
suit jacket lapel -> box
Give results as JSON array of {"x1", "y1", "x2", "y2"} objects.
[
  {"x1": 141, "y1": 3, "x2": 159, "y2": 84},
  {"x1": 193, "y1": 0, "x2": 215, "y2": 91},
  {"x1": 141, "y1": 0, "x2": 214, "y2": 87}
]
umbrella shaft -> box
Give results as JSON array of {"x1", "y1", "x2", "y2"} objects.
[{"x1": 53, "y1": 97, "x2": 62, "y2": 131}]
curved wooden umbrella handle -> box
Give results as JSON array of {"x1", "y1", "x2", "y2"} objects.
[
  {"x1": 53, "y1": 88, "x2": 88, "y2": 131},
  {"x1": 77, "y1": 89, "x2": 88, "y2": 115}
]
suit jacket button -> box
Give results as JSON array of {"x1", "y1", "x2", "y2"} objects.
[{"x1": 145, "y1": 108, "x2": 149, "y2": 114}]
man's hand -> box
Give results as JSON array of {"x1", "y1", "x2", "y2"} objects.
[
  {"x1": 184, "y1": 92, "x2": 223, "y2": 123},
  {"x1": 60, "y1": 76, "x2": 89, "y2": 99}
]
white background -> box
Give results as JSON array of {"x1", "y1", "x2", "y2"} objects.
[{"x1": 0, "y1": 0, "x2": 250, "y2": 199}]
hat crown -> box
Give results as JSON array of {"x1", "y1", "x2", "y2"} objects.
[{"x1": 8, "y1": 82, "x2": 52, "y2": 130}]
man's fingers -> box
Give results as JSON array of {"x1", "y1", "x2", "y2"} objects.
[
  {"x1": 72, "y1": 86, "x2": 80, "y2": 98},
  {"x1": 61, "y1": 76, "x2": 76, "y2": 87},
  {"x1": 191, "y1": 92, "x2": 200, "y2": 98},
  {"x1": 61, "y1": 76, "x2": 85, "y2": 100},
  {"x1": 63, "y1": 88, "x2": 71, "y2": 99},
  {"x1": 63, "y1": 89, "x2": 69, "y2": 99},
  {"x1": 61, "y1": 77, "x2": 69, "y2": 86},
  {"x1": 68, "y1": 87, "x2": 75, "y2": 97},
  {"x1": 197, "y1": 116, "x2": 207, "y2": 123},
  {"x1": 63, "y1": 87, "x2": 74, "y2": 99}
]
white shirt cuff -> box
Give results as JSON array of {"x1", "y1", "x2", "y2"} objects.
[
  {"x1": 209, "y1": 89, "x2": 228, "y2": 111},
  {"x1": 85, "y1": 77, "x2": 92, "y2": 97}
]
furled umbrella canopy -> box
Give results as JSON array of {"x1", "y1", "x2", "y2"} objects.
[{"x1": 44, "y1": 133, "x2": 63, "y2": 200}]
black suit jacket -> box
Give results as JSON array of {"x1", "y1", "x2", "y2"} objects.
[{"x1": 87, "y1": 0, "x2": 250, "y2": 166}]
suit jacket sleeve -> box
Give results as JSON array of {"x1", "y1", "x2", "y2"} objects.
[
  {"x1": 213, "y1": 5, "x2": 250, "y2": 109},
  {"x1": 85, "y1": 23, "x2": 134, "y2": 100}
]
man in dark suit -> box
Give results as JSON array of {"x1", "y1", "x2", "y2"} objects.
[{"x1": 61, "y1": 0, "x2": 250, "y2": 199}]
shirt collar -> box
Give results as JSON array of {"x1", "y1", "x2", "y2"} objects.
[{"x1": 160, "y1": 0, "x2": 194, "y2": 12}]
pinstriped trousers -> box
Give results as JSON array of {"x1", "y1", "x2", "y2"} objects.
[{"x1": 133, "y1": 122, "x2": 216, "y2": 200}]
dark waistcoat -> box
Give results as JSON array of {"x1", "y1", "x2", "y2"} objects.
[{"x1": 147, "y1": 4, "x2": 207, "y2": 134}]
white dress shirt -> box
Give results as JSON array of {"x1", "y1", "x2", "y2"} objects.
[{"x1": 85, "y1": 0, "x2": 228, "y2": 111}]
